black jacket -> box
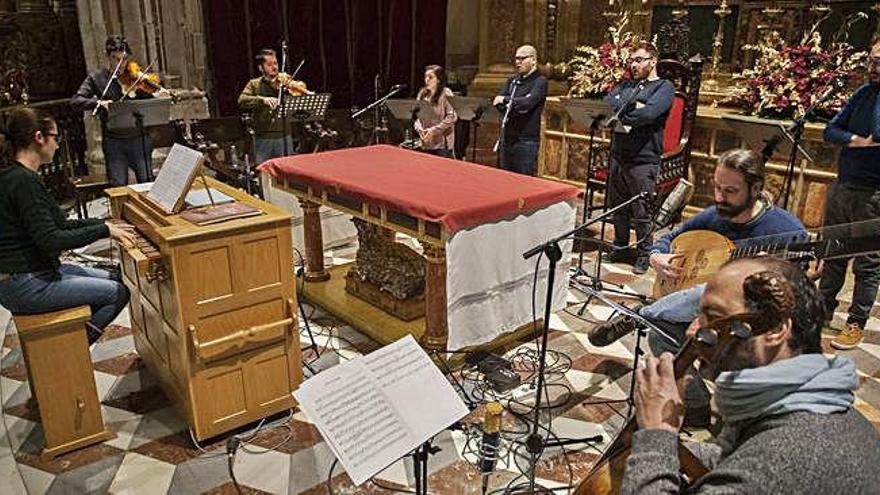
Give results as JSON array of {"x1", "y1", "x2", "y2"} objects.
[{"x1": 496, "y1": 71, "x2": 548, "y2": 142}]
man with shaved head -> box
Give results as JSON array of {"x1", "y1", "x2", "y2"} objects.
[
  {"x1": 620, "y1": 257, "x2": 880, "y2": 493},
  {"x1": 492, "y1": 44, "x2": 548, "y2": 176}
]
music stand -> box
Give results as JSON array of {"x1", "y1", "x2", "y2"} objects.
[
  {"x1": 722, "y1": 114, "x2": 814, "y2": 209},
  {"x1": 448, "y1": 96, "x2": 500, "y2": 162},
  {"x1": 107, "y1": 98, "x2": 172, "y2": 182},
  {"x1": 385, "y1": 99, "x2": 433, "y2": 147},
  {"x1": 275, "y1": 93, "x2": 332, "y2": 122}
]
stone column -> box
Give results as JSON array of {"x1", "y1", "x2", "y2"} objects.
[
  {"x1": 299, "y1": 199, "x2": 330, "y2": 282},
  {"x1": 421, "y1": 243, "x2": 448, "y2": 350}
]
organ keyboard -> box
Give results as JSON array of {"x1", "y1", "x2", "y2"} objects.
[{"x1": 107, "y1": 178, "x2": 302, "y2": 440}]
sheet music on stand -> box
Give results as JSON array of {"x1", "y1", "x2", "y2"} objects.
[
  {"x1": 293, "y1": 335, "x2": 469, "y2": 486},
  {"x1": 145, "y1": 143, "x2": 205, "y2": 214},
  {"x1": 447, "y1": 96, "x2": 499, "y2": 123},
  {"x1": 274, "y1": 93, "x2": 331, "y2": 121},
  {"x1": 722, "y1": 113, "x2": 814, "y2": 162}
]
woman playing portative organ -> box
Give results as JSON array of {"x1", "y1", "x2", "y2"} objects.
[{"x1": 0, "y1": 108, "x2": 136, "y2": 344}]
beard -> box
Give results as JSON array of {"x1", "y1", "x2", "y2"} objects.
[
  {"x1": 713, "y1": 336, "x2": 764, "y2": 374},
  {"x1": 716, "y1": 193, "x2": 756, "y2": 219}
]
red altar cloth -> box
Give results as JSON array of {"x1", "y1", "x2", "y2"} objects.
[{"x1": 258, "y1": 145, "x2": 579, "y2": 234}]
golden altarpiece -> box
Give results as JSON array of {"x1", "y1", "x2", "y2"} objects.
[{"x1": 468, "y1": 0, "x2": 880, "y2": 228}]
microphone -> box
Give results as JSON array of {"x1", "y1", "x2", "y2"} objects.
[
  {"x1": 390, "y1": 84, "x2": 406, "y2": 92},
  {"x1": 653, "y1": 179, "x2": 694, "y2": 229},
  {"x1": 480, "y1": 403, "x2": 502, "y2": 472},
  {"x1": 480, "y1": 402, "x2": 503, "y2": 494}
]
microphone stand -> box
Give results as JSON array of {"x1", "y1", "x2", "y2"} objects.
[
  {"x1": 516, "y1": 191, "x2": 650, "y2": 493},
  {"x1": 279, "y1": 41, "x2": 291, "y2": 157},
  {"x1": 574, "y1": 84, "x2": 650, "y2": 311},
  {"x1": 494, "y1": 77, "x2": 518, "y2": 167},
  {"x1": 351, "y1": 85, "x2": 404, "y2": 120},
  {"x1": 776, "y1": 80, "x2": 842, "y2": 210}
]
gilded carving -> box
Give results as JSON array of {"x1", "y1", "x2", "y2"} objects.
[{"x1": 349, "y1": 218, "x2": 426, "y2": 301}]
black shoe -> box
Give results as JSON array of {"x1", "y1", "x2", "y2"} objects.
[
  {"x1": 605, "y1": 247, "x2": 636, "y2": 265},
  {"x1": 632, "y1": 256, "x2": 650, "y2": 275},
  {"x1": 588, "y1": 312, "x2": 640, "y2": 347}
]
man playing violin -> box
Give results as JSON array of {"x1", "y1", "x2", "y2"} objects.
[
  {"x1": 71, "y1": 35, "x2": 170, "y2": 186},
  {"x1": 238, "y1": 48, "x2": 298, "y2": 165},
  {"x1": 622, "y1": 257, "x2": 880, "y2": 494}
]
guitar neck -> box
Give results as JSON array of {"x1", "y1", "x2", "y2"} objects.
[{"x1": 728, "y1": 232, "x2": 880, "y2": 263}]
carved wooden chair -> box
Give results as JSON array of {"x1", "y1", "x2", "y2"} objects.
[{"x1": 585, "y1": 54, "x2": 704, "y2": 215}]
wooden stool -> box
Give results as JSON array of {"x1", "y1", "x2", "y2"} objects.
[{"x1": 13, "y1": 306, "x2": 115, "y2": 461}]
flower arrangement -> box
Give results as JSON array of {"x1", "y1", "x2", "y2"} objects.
[
  {"x1": 565, "y1": 13, "x2": 642, "y2": 97},
  {"x1": 726, "y1": 14, "x2": 868, "y2": 120}
]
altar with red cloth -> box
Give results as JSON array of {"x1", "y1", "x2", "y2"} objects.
[{"x1": 259, "y1": 145, "x2": 579, "y2": 350}]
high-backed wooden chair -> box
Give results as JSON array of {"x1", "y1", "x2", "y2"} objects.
[{"x1": 585, "y1": 54, "x2": 704, "y2": 213}]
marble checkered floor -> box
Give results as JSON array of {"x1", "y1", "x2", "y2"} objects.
[{"x1": 2, "y1": 236, "x2": 879, "y2": 494}]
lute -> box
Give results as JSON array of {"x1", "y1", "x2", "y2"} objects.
[{"x1": 652, "y1": 219, "x2": 880, "y2": 298}]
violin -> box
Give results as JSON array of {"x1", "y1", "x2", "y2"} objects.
[
  {"x1": 270, "y1": 72, "x2": 313, "y2": 96},
  {"x1": 118, "y1": 60, "x2": 169, "y2": 97},
  {"x1": 574, "y1": 270, "x2": 795, "y2": 494}
]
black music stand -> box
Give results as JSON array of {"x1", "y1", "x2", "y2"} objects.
[
  {"x1": 722, "y1": 114, "x2": 814, "y2": 209},
  {"x1": 448, "y1": 96, "x2": 500, "y2": 162},
  {"x1": 385, "y1": 98, "x2": 434, "y2": 148},
  {"x1": 275, "y1": 93, "x2": 332, "y2": 122},
  {"x1": 561, "y1": 98, "x2": 614, "y2": 273},
  {"x1": 107, "y1": 98, "x2": 172, "y2": 181}
]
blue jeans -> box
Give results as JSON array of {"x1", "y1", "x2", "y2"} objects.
[
  {"x1": 0, "y1": 265, "x2": 129, "y2": 342},
  {"x1": 640, "y1": 284, "x2": 705, "y2": 323},
  {"x1": 254, "y1": 136, "x2": 296, "y2": 165},
  {"x1": 500, "y1": 139, "x2": 539, "y2": 176},
  {"x1": 103, "y1": 135, "x2": 152, "y2": 186}
]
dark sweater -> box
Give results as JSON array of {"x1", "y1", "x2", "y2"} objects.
[
  {"x1": 622, "y1": 409, "x2": 880, "y2": 494},
  {"x1": 70, "y1": 68, "x2": 152, "y2": 139},
  {"x1": 604, "y1": 78, "x2": 675, "y2": 164},
  {"x1": 0, "y1": 163, "x2": 108, "y2": 273},
  {"x1": 823, "y1": 83, "x2": 880, "y2": 188},
  {"x1": 237, "y1": 77, "x2": 287, "y2": 136},
  {"x1": 496, "y1": 70, "x2": 548, "y2": 141},
  {"x1": 651, "y1": 202, "x2": 806, "y2": 255}
]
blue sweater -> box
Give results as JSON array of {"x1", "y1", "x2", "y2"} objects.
[
  {"x1": 823, "y1": 83, "x2": 880, "y2": 188},
  {"x1": 651, "y1": 202, "x2": 806, "y2": 255},
  {"x1": 604, "y1": 78, "x2": 675, "y2": 164}
]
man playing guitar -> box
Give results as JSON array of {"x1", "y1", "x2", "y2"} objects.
[{"x1": 588, "y1": 149, "x2": 805, "y2": 425}]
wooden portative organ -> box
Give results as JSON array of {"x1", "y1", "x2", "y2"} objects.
[{"x1": 107, "y1": 178, "x2": 302, "y2": 440}]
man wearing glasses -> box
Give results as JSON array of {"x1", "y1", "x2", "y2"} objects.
[
  {"x1": 603, "y1": 42, "x2": 675, "y2": 274},
  {"x1": 819, "y1": 37, "x2": 880, "y2": 350},
  {"x1": 492, "y1": 45, "x2": 548, "y2": 176}
]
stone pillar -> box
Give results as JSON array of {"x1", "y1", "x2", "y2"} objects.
[
  {"x1": 299, "y1": 199, "x2": 330, "y2": 282},
  {"x1": 421, "y1": 243, "x2": 448, "y2": 350}
]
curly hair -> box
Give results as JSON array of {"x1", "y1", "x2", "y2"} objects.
[{"x1": 728, "y1": 257, "x2": 825, "y2": 354}]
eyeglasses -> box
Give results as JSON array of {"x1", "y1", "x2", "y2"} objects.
[
  {"x1": 628, "y1": 56, "x2": 654, "y2": 64},
  {"x1": 44, "y1": 132, "x2": 62, "y2": 143},
  {"x1": 514, "y1": 55, "x2": 534, "y2": 61}
]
